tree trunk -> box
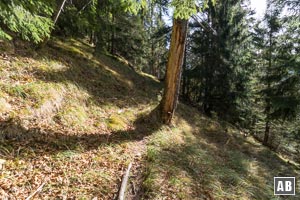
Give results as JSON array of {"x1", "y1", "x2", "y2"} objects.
[
  {"x1": 160, "y1": 18, "x2": 188, "y2": 124},
  {"x1": 263, "y1": 72, "x2": 272, "y2": 146},
  {"x1": 264, "y1": 29, "x2": 273, "y2": 146},
  {"x1": 263, "y1": 98, "x2": 271, "y2": 146},
  {"x1": 110, "y1": 14, "x2": 115, "y2": 55},
  {"x1": 263, "y1": 118, "x2": 270, "y2": 145},
  {"x1": 37, "y1": 0, "x2": 67, "y2": 48},
  {"x1": 181, "y1": 44, "x2": 188, "y2": 98},
  {"x1": 150, "y1": 2, "x2": 155, "y2": 76},
  {"x1": 53, "y1": 0, "x2": 68, "y2": 25}
]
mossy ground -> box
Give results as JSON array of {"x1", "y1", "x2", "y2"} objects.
[
  {"x1": 143, "y1": 104, "x2": 300, "y2": 200},
  {"x1": 0, "y1": 38, "x2": 159, "y2": 199},
  {"x1": 0, "y1": 38, "x2": 299, "y2": 199}
]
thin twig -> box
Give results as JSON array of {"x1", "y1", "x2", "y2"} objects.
[
  {"x1": 25, "y1": 181, "x2": 47, "y2": 200},
  {"x1": 77, "y1": 0, "x2": 93, "y2": 14},
  {"x1": 118, "y1": 162, "x2": 132, "y2": 200},
  {"x1": 131, "y1": 180, "x2": 136, "y2": 195}
]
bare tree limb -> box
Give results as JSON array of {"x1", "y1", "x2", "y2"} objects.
[
  {"x1": 118, "y1": 162, "x2": 132, "y2": 200},
  {"x1": 25, "y1": 181, "x2": 47, "y2": 200},
  {"x1": 77, "y1": 0, "x2": 93, "y2": 14},
  {"x1": 191, "y1": 14, "x2": 217, "y2": 36},
  {"x1": 54, "y1": 0, "x2": 68, "y2": 25}
]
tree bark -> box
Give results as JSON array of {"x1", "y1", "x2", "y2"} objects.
[
  {"x1": 263, "y1": 95, "x2": 271, "y2": 146},
  {"x1": 263, "y1": 117, "x2": 270, "y2": 145},
  {"x1": 264, "y1": 28, "x2": 273, "y2": 146},
  {"x1": 160, "y1": 18, "x2": 188, "y2": 124},
  {"x1": 110, "y1": 14, "x2": 115, "y2": 55},
  {"x1": 181, "y1": 43, "x2": 188, "y2": 98}
]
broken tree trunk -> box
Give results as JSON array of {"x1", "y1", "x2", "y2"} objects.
[{"x1": 160, "y1": 18, "x2": 188, "y2": 124}]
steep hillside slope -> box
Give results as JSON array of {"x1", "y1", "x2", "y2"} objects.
[
  {"x1": 0, "y1": 39, "x2": 299, "y2": 199},
  {"x1": 143, "y1": 105, "x2": 300, "y2": 199},
  {"x1": 0, "y1": 38, "x2": 161, "y2": 199}
]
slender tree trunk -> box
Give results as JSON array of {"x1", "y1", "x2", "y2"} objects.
[
  {"x1": 264, "y1": 29, "x2": 273, "y2": 146},
  {"x1": 182, "y1": 74, "x2": 187, "y2": 97},
  {"x1": 110, "y1": 14, "x2": 115, "y2": 55},
  {"x1": 181, "y1": 44, "x2": 188, "y2": 98},
  {"x1": 77, "y1": 0, "x2": 93, "y2": 14},
  {"x1": 54, "y1": 0, "x2": 68, "y2": 25},
  {"x1": 263, "y1": 94, "x2": 271, "y2": 145},
  {"x1": 37, "y1": 0, "x2": 67, "y2": 48},
  {"x1": 160, "y1": 18, "x2": 188, "y2": 124},
  {"x1": 151, "y1": 43, "x2": 155, "y2": 75},
  {"x1": 89, "y1": 31, "x2": 94, "y2": 45},
  {"x1": 150, "y1": 2, "x2": 155, "y2": 76},
  {"x1": 264, "y1": 53, "x2": 272, "y2": 146},
  {"x1": 263, "y1": 113, "x2": 270, "y2": 145}
]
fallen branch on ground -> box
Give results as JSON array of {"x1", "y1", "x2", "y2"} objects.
[
  {"x1": 25, "y1": 181, "x2": 47, "y2": 200},
  {"x1": 118, "y1": 162, "x2": 132, "y2": 200}
]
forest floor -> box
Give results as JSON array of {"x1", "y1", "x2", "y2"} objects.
[{"x1": 0, "y1": 38, "x2": 299, "y2": 199}]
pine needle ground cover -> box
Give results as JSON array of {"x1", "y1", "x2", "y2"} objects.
[{"x1": 0, "y1": 39, "x2": 299, "y2": 199}]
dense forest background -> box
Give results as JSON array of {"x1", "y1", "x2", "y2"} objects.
[
  {"x1": 3, "y1": 0, "x2": 297, "y2": 150},
  {"x1": 0, "y1": 0, "x2": 299, "y2": 199}
]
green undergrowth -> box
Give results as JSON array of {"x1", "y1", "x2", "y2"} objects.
[{"x1": 143, "y1": 104, "x2": 300, "y2": 200}]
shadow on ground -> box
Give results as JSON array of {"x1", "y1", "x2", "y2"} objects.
[
  {"x1": 0, "y1": 36, "x2": 163, "y2": 160},
  {"x1": 143, "y1": 104, "x2": 300, "y2": 199},
  {"x1": 30, "y1": 39, "x2": 161, "y2": 108},
  {"x1": 0, "y1": 106, "x2": 162, "y2": 159},
  {"x1": 1, "y1": 39, "x2": 299, "y2": 199}
]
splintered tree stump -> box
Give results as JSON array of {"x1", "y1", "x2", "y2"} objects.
[{"x1": 160, "y1": 18, "x2": 188, "y2": 124}]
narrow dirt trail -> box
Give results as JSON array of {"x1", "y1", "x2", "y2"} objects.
[{"x1": 120, "y1": 139, "x2": 148, "y2": 200}]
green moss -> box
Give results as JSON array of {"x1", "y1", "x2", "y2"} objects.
[
  {"x1": 56, "y1": 104, "x2": 88, "y2": 127},
  {"x1": 55, "y1": 150, "x2": 78, "y2": 160},
  {"x1": 24, "y1": 83, "x2": 63, "y2": 107},
  {"x1": 0, "y1": 40, "x2": 14, "y2": 54},
  {"x1": 107, "y1": 114, "x2": 127, "y2": 131},
  {"x1": 83, "y1": 170, "x2": 111, "y2": 182},
  {"x1": 4, "y1": 85, "x2": 28, "y2": 99},
  {"x1": 0, "y1": 90, "x2": 6, "y2": 98}
]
